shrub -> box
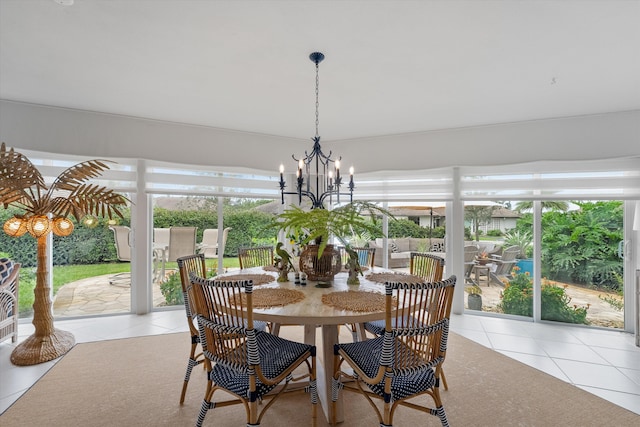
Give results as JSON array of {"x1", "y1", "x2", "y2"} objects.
[
  {"x1": 487, "y1": 229, "x2": 503, "y2": 237},
  {"x1": 159, "y1": 271, "x2": 183, "y2": 306},
  {"x1": 499, "y1": 269, "x2": 589, "y2": 324},
  {"x1": 159, "y1": 265, "x2": 218, "y2": 307}
]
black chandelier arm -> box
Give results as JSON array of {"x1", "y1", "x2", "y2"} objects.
[
  {"x1": 280, "y1": 189, "x2": 322, "y2": 208},
  {"x1": 277, "y1": 51, "x2": 355, "y2": 210},
  {"x1": 293, "y1": 137, "x2": 337, "y2": 169},
  {"x1": 317, "y1": 189, "x2": 353, "y2": 207}
]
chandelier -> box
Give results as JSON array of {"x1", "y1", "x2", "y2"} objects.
[{"x1": 278, "y1": 52, "x2": 354, "y2": 209}]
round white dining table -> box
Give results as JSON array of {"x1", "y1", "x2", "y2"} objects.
[{"x1": 217, "y1": 266, "x2": 393, "y2": 423}]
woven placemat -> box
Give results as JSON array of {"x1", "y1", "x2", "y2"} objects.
[
  {"x1": 321, "y1": 290, "x2": 387, "y2": 312},
  {"x1": 367, "y1": 272, "x2": 425, "y2": 284},
  {"x1": 262, "y1": 265, "x2": 279, "y2": 272},
  {"x1": 240, "y1": 288, "x2": 305, "y2": 308},
  {"x1": 215, "y1": 273, "x2": 275, "y2": 286},
  {"x1": 340, "y1": 266, "x2": 369, "y2": 273}
]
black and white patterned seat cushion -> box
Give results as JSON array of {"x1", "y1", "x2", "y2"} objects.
[
  {"x1": 336, "y1": 336, "x2": 436, "y2": 401},
  {"x1": 212, "y1": 331, "x2": 312, "y2": 398},
  {"x1": 364, "y1": 315, "x2": 426, "y2": 336}
]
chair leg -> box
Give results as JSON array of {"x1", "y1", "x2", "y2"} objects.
[
  {"x1": 196, "y1": 398, "x2": 213, "y2": 427},
  {"x1": 441, "y1": 369, "x2": 449, "y2": 391},
  {"x1": 180, "y1": 353, "x2": 199, "y2": 404},
  {"x1": 434, "y1": 405, "x2": 450, "y2": 427},
  {"x1": 310, "y1": 355, "x2": 318, "y2": 427}
]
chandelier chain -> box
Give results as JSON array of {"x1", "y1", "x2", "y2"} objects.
[{"x1": 315, "y1": 61, "x2": 320, "y2": 138}]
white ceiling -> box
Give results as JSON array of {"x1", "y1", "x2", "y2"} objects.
[{"x1": 1, "y1": 0, "x2": 639, "y2": 141}]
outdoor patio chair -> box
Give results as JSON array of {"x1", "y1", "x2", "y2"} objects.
[
  {"x1": 338, "y1": 245, "x2": 376, "y2": 270},
  {"x1": 197, "y1": 227, "x2": 231, "y2": 259},
  {"x1": 109, "y1": 226, "x2": 132, "y2": 286},
  {"x1": 187, "y1": 274, "x2": 317, "y2": 427},
  {"x1": 490, "y1": 245, "x2": 521, "y2": 284},
  {"x1": 0, "y1": 258, "x2": 20, "y2": 344},
  {"x1": 168, "y1": 226, "x2": 197, "y2": 262},
  {"x1": 154, "y1": 228, "x2": 170, "y2": 261},
  {"x1": 464, "y1": 244, "x2": 479, "y2": 285},
  {"x1": 362, "y1": 252, "x2": 450, "y2": 390},
  {"x1": 238, "y1": 245, "x2": 274, "y2": 269},
  {"x1": 332, "y1": 275, "x2": 456, "y2": 426}
]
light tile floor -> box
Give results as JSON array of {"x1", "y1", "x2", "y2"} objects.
[{"x1": 1, "y1": 311, "x2": 639, "y2": 417}]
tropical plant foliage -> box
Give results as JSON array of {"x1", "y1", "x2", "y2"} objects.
[
  {"x1": 541, "y1": 201, "x2": 623, "y2": 290},
  {"x1": 272, "y1": 201, "x2": 393, "y2": 257},
  {"x1": 503, "y1": 229, "x2": 533, "y2": 258},
  {"x1": 499, "y1": 270, "x2": 589, "y2": 324}
]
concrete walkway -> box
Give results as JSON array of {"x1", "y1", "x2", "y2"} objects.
[{"x1": 53, "y1": 273, "x2": 168, "y2": 316}]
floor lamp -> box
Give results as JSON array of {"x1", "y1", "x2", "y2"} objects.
[{"x1": 1, "y1": 143, "x2": 127, "y2": 365}]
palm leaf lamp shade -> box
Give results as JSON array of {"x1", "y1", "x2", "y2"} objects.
[{"x1": 0, "y1": 142, "x2": 128, "y2": 365}]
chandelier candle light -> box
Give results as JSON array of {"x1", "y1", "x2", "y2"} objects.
[{"x1": 279, "y1": 52, "x2": 354, "y2": 209}]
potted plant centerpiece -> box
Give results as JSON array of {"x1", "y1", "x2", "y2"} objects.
[{"x1": 272, "y1": 201, "x2": 392, "y2": 284}]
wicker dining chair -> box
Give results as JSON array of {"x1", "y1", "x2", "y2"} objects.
[
  {"x1": 238, "y1": 245, "x2": 274, "y2": 269},
  {"x1": 410, "y1": 252, "x2": 445, "y2": 282},
  {"x1": 176, "y1": 254, "x2": 268, "y2": 405},
  {"x1": 187, "y1": 273, "x2": 318, "y2": 427},
  {"x1": 362, "y1": 252, "x2": 450, "y2": 389},
  {"x1": 176, "y1": 254, "x2": 209, "y2": 405},
  {"x1": 332, "y1": 276, "x2": 456, "y2": 427},
  {"x1": 0, "y1": 258, "x2": 20, "y2": 344}
]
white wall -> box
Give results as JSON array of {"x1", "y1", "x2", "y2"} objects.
[{"x1": 2, "y1": 100, "x2": 639, "y2": 173}]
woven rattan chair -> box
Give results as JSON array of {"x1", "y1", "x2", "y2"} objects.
[
  {"x1": 363, "y1": 252, "x2": 445, "y2": 335},
  {"x1": 238, "y1": 245, "x2": 274, "y2": 270},
  {"x1": 0, "y1": 258, "x2": 20, "y2": 344},
  {"x1": 177, "y1": 254, "x2": 268, "y2": 405},
  {"x1": 187, "y1": 274, "x2": 318, "y2": 427},
  {"x1": 332, "y1": 275, "x2": 456, "y2": 426},
  {"x1": 362, "y1": 252, "x2": 450, "y2": 390},
  {"x1": 176, "y1": 254, "x2": 209, "y2": 404},
  {"x1": 410, "y1": 252, "x2": 445, "y2": 282}
]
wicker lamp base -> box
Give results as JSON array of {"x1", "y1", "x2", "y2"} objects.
[{"x1": 10, "y1": 329, "x2": 75, "y2": 366}]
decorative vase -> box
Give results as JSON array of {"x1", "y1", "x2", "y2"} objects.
[{"x1": 299, "y1": 244, "x2": 342, "y2": 282}]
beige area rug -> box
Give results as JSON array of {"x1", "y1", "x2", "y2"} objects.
[{"x1": 2, "y1": 330, "x2": 638, "y2": 427}]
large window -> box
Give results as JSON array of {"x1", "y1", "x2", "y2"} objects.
[{"x1": 3, "y1": 149, "x2": 637, "y2": 334}]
